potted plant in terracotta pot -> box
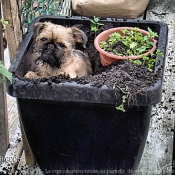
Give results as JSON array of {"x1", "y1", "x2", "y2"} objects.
[{"x1": 94, "y1": 26, "x2": 159, "y2": 66}]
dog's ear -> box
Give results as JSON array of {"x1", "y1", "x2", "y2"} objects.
[
  {"x1": 70, "y1": 27, "x2": 87, "y2": 48},
  {"x1": 33, "y1": 22, "x2": 46, "y2": 37}
]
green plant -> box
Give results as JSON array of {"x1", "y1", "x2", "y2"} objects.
[
  {"x1": 129, "y1": 48, "x2": 164, "y2": 71},
  {"x1": 0, "y1": 61, "x2": 12, "y2": 84},
  {"x1": 129, "y1": 59, "x2": 142, "y2": 66},
  {"x1": 100, "y1": 27, "x2": 156, "y2": 56},
  {"x1": 113, "y1": 85, "x2": 129, "y2": 112},
  {"x1": 0, "y1": 19, "x2": 8, "y2": 26},
  {"x1": 0, "y1": 19, "x2": 12, "y2": 84},
  {"x1": 90, "y1": 16, "x2": 104, "y2": 37},
  {"x1": 116, "y1": 94, "x2": 127, "y2": 112}
]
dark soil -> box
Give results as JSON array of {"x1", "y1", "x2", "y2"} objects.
[
  {"x1": 22, "y1": 23, "x2": 162, "y2": 106},
  {"x1": 109, "y1": 41, "x2": 128, "y2": 55}
]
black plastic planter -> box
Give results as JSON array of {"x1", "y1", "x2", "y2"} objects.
[{"x1": 7, "y1": 16, "x2": 168, "y2": 175}]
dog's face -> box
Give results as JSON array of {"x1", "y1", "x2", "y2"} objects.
[
  {"x1": 25, "y1": 22, "x2": 92, "y2": 79},
  {"x1": 33, "y1": 22, "x2": 87, "y2": 67}
]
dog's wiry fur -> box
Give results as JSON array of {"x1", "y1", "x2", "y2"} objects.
[{"x1": 25, "y1": 22, "x2": 92, "y2": 78}]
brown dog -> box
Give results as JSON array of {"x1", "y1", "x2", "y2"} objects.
[{"x1": 25, "y1": 22, "x2": 92, "y2": 78}]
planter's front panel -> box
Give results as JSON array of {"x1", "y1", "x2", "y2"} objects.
[{"x1": 17, "y1": 98, "x2": 151, "y2": 174}]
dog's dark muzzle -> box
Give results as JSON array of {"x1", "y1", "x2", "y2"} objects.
[
  {"x1": 36, "y1": 44, "x2": 60, "y2": 68},
  {"x1": 42, "y1": 43, "x2": 56, "y2": 56}
]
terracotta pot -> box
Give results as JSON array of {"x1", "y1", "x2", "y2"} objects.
[{"x1": 94, "y1": 27, "x2": 157, "y2": 66}]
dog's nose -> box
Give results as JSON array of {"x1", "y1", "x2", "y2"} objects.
[{"x1": 47, "y1": 44, "x2": 55, "y2": 50}]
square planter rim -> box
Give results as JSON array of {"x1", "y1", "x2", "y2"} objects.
[{"x1": 7, "y1": 15, "x2": 168, "y2": 106}]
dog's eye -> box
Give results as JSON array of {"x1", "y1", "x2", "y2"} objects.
[
  {"x1": 58, "y1": 43, "x2": 66, "y2": 48},
  {"x1": 40, "y1": 38, "x2": 48, "y2": 42}
]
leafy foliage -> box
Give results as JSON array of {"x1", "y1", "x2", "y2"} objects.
[
  {"x1": 129, "y1": 59, "x2": 142, "y2": 66},
  {"x1": 100, "y1": 27, "x2": 157, "y2": 56},
  {"x1": 115, "y1": 95, "x2": 127, "y2": 112},
  {"x1": 90, "y1": 16, "x2": 104, "y2": 37},
  {"x1": 0, "y1": 19, "x2": 8, "y2": 26},
  {"x1": 114, "y1": 85, "x2": 129, "y2": 112},
  {"x1": 0, "y1": 61, "x2": 12, "y2": 84},
  {"x1": 0, "y1": 19, "x2": 12, "y2": 84}
]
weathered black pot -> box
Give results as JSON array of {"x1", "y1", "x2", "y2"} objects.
[{"x1": 7, "y1": 16, "x2": 168, "y2": 175}]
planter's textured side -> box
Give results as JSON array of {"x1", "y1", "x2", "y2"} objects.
[{"x1": 17, "y1": 98, "x2": 151, "y2": 174}]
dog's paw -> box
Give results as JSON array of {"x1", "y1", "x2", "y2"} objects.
[
  {"x1": 57, "y1": 71, "x2": 68, "y2": 77},
  {"x1": 66, "y1": 72, "x2": 77, "y2": 79},
  {"x1": 57, "y1": 71, "x2": 77, "y2": 78},
  {"x1": 25, "y1": 71, "x2": 39, "y2": 78}
]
